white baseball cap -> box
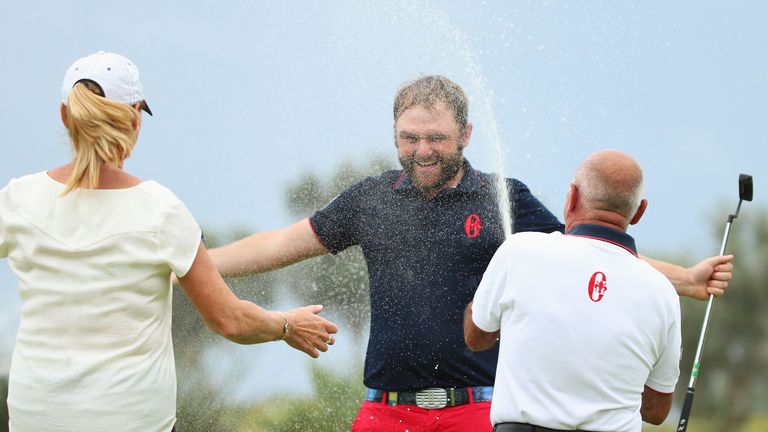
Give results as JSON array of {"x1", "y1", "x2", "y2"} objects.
[{"x1": 61, "y1": 51, "x2": 152, "y2": 115}]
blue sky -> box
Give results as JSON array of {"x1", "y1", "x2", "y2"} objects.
[{"x1": 1, "y1": 1, "x2": 765, "y2": 379}]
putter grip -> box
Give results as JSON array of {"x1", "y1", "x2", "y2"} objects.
[{"x1": 676, "y1": 388, "x2": 695, "y2": 432}]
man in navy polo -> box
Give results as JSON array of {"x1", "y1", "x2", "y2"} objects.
[{"x1": 209, "y1": 75, "x2": 733, "y2": 431}]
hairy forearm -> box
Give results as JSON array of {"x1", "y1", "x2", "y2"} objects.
[
  {"x1": 209, "y1": 219, "x2": 328, "y2": 277},
  {"x1": 209, "y1": 231, "x2": 297, "y2": 276},
  {"x1": 641, "y1": 254, "x2": 734, "y2": 300},
  {"x1": 640, "y1": 255, "x2": 690, "y2": 296},
  {"x1": 640, "y1": 385, "x2": 673, "y2": 425},
  {"x1": 463, "y1": 302, "x2": 500, "y2": 351}
]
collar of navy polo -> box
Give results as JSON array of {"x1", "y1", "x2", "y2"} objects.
[{"x1": 566, "y1": 224, "x2": 638, "y2": 257}]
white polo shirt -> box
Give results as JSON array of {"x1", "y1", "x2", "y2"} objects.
[
  {"x1": 472, "y1": 224, "x2": 681, "y2": 432},
  {"x1": 0, "y1": 172, "x2": 201, "y2": 432}
]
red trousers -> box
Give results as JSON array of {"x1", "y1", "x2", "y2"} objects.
[{"x1": 350, "y1": 399, "x2": 492, "y2": 432}]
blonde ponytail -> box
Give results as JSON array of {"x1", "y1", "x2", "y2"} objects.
[{"x1": 61, "y1": 83, "x2": 139, "y2": 195}]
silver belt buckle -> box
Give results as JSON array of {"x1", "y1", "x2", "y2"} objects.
[{"x1": 415, "y1": 387, "x2": 448, "y2": 409}]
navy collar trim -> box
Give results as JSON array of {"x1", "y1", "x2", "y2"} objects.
[
  {"x1": 566, "y1": 224, "x2": 638, "y2": 257},
  {"x1": 392, "y1": 159, "x2": 484, "y2": 192}
]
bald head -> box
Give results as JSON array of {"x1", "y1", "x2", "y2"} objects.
[{"x1": 570, "y1": 150, "x2": 645, "y2": 225}]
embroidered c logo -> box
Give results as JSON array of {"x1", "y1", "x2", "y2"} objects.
[
  {"x1": 588, "y1": 271, "x2": 608, "y2": 302},
  {"x1": 464, "y1": 214, "x2": 482, "y2": 238}
]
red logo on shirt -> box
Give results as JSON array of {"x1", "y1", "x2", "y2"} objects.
[
  {"x1": 588, "y1": 272, "x2": 608, "y2": 302},
  {"x1": 464, "y1": 214, "x2": 482, "y2": 238}
]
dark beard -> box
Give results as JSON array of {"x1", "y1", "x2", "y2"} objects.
[{"x1": 399, "y1": 150, "x2": 464, "y2": 193}]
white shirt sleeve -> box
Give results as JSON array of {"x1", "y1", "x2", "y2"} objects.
[
  {"x1": 155, "y1": 200, "x2": 202, "y2": 278},
  {"x1": 472, "y1": 240, "x2": 514, "y2": 333},
  {"x1": 645, "y1": 300, "x2": 682, "y2": 393},
  {"x1": 0, "y1": 186, "x2": 8, "y2": 259}
]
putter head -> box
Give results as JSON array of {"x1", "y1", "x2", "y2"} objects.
[{"x1": 739, "y1": 174, "x2": 753, "y2": 202}]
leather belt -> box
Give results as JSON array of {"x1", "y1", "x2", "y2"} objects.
[
  {"x1": 365, "y1": 386, "x2": 493, "y2": 409},
  {"x1": 494, "y1": 422, "x2": 590, "y2": 432}
]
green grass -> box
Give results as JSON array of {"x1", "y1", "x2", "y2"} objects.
[{"x1": 642, "y1": 415, "x2": 768, "y2": 432}]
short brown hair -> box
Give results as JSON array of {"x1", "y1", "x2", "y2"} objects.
[{"x1": 393, "y1": 75, "x2": 468, "y2": 131}]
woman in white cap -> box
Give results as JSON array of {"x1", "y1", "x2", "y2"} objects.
[{"x1": 0, "y1": 51, "x2": 338, "y2": 431}]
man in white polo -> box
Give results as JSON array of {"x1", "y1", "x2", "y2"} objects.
[{"x1": 464, "y1": 150, "x2": 681, "y2": 432}]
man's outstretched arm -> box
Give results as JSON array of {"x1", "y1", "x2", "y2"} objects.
[
  {"x1": 208, "y1": 218, "x2": 329, "y2": 277},
  {"x1": 642, "y1": 255, "x2": 734, "y2": 300}
]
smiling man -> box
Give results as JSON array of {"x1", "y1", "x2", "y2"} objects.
[
  {"x1": 395, "y1": 102, "x2": 469, "y2": 197},
  {"x1": 208, "y1": 75, "x2": 733, "y2": 431}
]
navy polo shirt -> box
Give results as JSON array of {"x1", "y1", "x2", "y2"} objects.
[{"x1": 310, "y1": 160, "x2": 564, "y2": 390}]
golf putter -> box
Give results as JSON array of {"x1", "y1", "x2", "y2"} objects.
[{"x1": 677, "y1": 174, "x2": 753, "y2": 432}]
